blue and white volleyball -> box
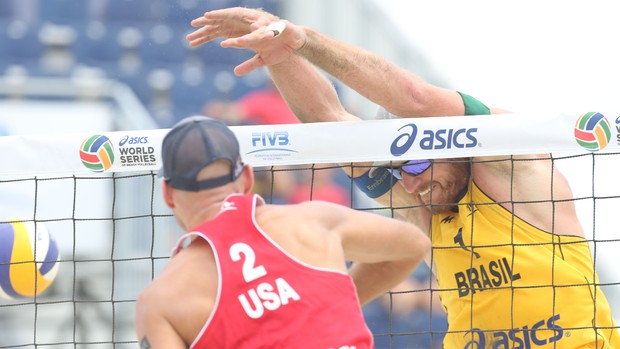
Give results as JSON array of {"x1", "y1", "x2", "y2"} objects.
[{"x1": 0, "y1": 219, "x2": 60, "y2": 300}]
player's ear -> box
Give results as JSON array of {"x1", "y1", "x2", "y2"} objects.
[
  {"x1": 161, "y1": 180, "x2": 175, "y2": 209},
  {"x1": 241, "y1": 164, "x2": 254, "y2": 194}
]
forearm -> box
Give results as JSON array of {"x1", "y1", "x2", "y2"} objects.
[
  {"x1": 190, "y1": 7, "x2": 464, "y2": 118},
  {"x1": 268, "y1": 55, "x2": 356, "y2": 123},
  {"x1": 299, "y1": 27, "x2": 419, "y2": 116},
  {"x1": 349, "y1": 260, "x2": 418, "y2": 306},
  {"x1": 297, "y1": 26, "x2": 463, "y2": 118}
]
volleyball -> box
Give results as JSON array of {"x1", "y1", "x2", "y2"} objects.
[
  {"x1": 0, "y1": 219, "x2": 60, "y2": 300},
  {"x1": 79, "y1": 134, "x2": 115, "y2": 172},
  {"x1": 574, "y1": 112, "x2": 612, "y2": 151}
]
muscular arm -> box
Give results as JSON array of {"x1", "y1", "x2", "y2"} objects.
[
  {"x1": 188, "y1": 8, "x2": 497, "y2": 121},
  {"x1": 297, "y1": 26, "x2": 465, "y2": 118},
  {"x1": 190, "y1": 8, "x2": 463, "y2": 119},
  {"x1": 135, "y1": 288, "x2": 187, "y2": 349},
  {"x1": 268, "y1": 55, "x2": 358, "y2": 123},
  {"x1": 473, "y1": 154, "x2": 584, "y2": 237},
  {"x1": 307, "y1": 201, "x2": 430, "y2": 305}
]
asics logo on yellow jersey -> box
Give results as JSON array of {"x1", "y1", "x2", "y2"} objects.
[{"x1": 463, "y1": 314, "x2": 563, "y2": 348}]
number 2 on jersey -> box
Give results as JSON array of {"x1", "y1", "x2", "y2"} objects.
[{"x1": 230, "y1": 242, "x2": 267, "y2": 282}]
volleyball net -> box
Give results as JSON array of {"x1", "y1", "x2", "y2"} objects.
[{"x1": 0, "y1": 111, "x2": 619, "y2": 348}]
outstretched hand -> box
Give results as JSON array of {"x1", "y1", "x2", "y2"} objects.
[
  {"x1": 187, "y1": 7, "x2": 277, "y2": 47},
  {"x1": 187, "y1": 7, "x2": 307, "y2": 76}
]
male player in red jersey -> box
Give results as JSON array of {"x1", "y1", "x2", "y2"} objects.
[{"x1": 134, "y1": 116, "x2": 430, "y2": 349}]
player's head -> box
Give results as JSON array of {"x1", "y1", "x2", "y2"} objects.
[
  {"x1": 159, "y1": 115, "x2": 247, "y2": 192},
  {"x1": 393, "y1": 158, "x2": 470, "y2": 214}
]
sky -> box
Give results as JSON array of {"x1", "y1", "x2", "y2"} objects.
[{"x1": 380, "y1": 0, "x2": 620, "y2": 116}]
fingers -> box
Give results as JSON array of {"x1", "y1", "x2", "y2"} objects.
[
  {"x1": 203, "y1": 7, "x2": 247, "y2": 20},
  {"x1": 190, "y1": 16, "x2": 208, "y2": 27},
  {"x1": 221, "y1": 30, "x2": 274, "y2": 49},
  {"x1": 187, "y1": 7, "x2": 284, "y2": 48},
  {"x1": 234, "y1": 55, "x2": 264, "y2": 76},
  {"x1": 185, "y1": 8, "x2": 290, "y2": 69},
  {"x1": 186, "y1": 26, "x2": 217, "y2": 47},
  {"x1": 204, "y1": 7, "x2": 278, "y2": 23}
]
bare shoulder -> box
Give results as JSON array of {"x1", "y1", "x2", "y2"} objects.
[
  {"x1": 138, "y1": 243, "x2": 217, "y2": 305},
  {"x1": 472, "y1": 153, "x2": 566, "y2": 200},
  {"x1": 136, "y1": 243, "x2": 218, "y2": 345},
  {"x1": 476, "y1": 108, "x2": 553, "y2": 177},
  {"x1": 135, "y1": 272, "x2": 169, "y2": 332},
  {"x1": 472, "y1": 155, "x2": 571, "y2": 202},
  {"x1": 472, "y1": 153, "x2": 582, "y2": 235},
  {"x1": 136, "y1": 261, "x2": 179, "y2": 310},
  {"x1": 136, "y1": 281, "x2": 157, "y2": 310},
  {"x1": 258, "y1": 200, "x2": 348, "y2": 221},
  {"x1": 256, "y1": 201, "x2": 348, "y2": 238},
  {"x1": 255, "y1": 202, "x2": 349, "y2": 271},
  {"x1": 474, "y1": 153, "x2": 551, "y2": 179}
]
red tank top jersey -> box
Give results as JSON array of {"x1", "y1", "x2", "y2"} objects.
[{"x1": 172, "y1": 193, "x2": 374, "y2": 349}]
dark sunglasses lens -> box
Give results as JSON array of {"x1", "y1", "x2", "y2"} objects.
[{"x1": 401, "y1": 160, "x2": 431, "y2": 176}]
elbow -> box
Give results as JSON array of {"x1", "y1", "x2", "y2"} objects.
[
  {"x1": 389, "y1": 79, "x2": 434, "y2": 117},
  {"x1": 422, "y1": 235, "x2": 432, "y2": 257},
  {"x1": 413, "y1": 233, "x2": 431, "y2": 264}
]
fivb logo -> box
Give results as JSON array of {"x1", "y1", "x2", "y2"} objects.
[
  {"x1": 462, "y1": 314, "x2": 564, "y2": 348},
  {"x1": 391, "y1": 123, "x2": 478, "y2": 156},
  {"x1": 250, "y1": 131, "x2": 291, "y2": 151},
  {"x1": 252, "y1": 131, "x2": 289, "y2": 147}
]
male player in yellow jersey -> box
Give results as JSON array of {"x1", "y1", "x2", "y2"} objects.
[{"x1": 186, "y1": 7, "x2": 620, "y2": 348}]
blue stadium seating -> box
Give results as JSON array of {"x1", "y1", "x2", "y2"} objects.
[
  {"x1": 0, "y1": 0, "x2": 281, "y2": 126},
  {"x1": 40, "y1": 0, "x2": 88, "y2": 25},
  {"x1": 0, "y1": 2, "x2": 12, "y2": 18},
  {"x1": 139, "y1": 24, "x2": 187, "y2": 64},
  {"x1": 2, "y1": 26, "x2": 44, "y2": 64},
  {"x1": 72, "y1": 22, "x2": 125, "y2": 65},
  {"x1": 99, "y1": 0, "x2": 155, "y2": 24}
]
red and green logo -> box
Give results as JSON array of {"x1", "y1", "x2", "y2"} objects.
[{"x1": 79, "y1": 135, "x2": 115, "y2": 172}]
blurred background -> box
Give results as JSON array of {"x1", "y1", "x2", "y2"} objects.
[
  {"x1": 0, "y1": 0, "x2": 618, "y2": 348},
  {"x1": 0, "y1": 0, "x2": 282, "y2": 132}
]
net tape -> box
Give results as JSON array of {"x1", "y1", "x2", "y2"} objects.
[{"x1": 1, "y1": 112, "x2": 619, "y2": 178}]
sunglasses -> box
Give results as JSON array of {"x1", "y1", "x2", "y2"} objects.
[{"x1": 387, "y1": 159, "x2": 432, "y2": 180}]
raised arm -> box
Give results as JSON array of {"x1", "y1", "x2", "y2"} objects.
[
  {"x1": 188, "y1": 7, "x2": 358, "y2": 124},
  {"x1": 188, "y1": 7, "x2": 514, "y2": 120},
  {"x1": 188, "y1": 7, "x2": 465, "y2": 118},
  {"x1": 267, "y1": 54, "x2": 358, "y2": 123},
  {"x1": 293, "y1": 25, "x2": 465, "y2": 118}
]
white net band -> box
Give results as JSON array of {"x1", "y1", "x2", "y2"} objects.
[{"x1": 1, "y1": 112, "x2": 618, "y2": 177}]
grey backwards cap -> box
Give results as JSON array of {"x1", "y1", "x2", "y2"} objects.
[{"x1": 159, "y1": 116, "x2": 244, "y2": 191}]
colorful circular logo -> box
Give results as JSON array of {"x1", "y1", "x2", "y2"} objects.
[
  {"x1": 79, "y1": 135, "x2": 115, "y2": 172},
  {"x1": 574, "y1": 112, "x2": 611, "y2": 152}
]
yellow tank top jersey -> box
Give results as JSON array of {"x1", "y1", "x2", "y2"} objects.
[{"x1": 431, "y1": 182, "x2": 619, "y2": 348}]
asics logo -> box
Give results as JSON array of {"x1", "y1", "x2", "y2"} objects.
[
  {"x1": 391, "y1": 123, "x2": 478, "y2": 156},
  {"x1": 463, "y1": 314, "x2": 563, "y2": 348}
]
